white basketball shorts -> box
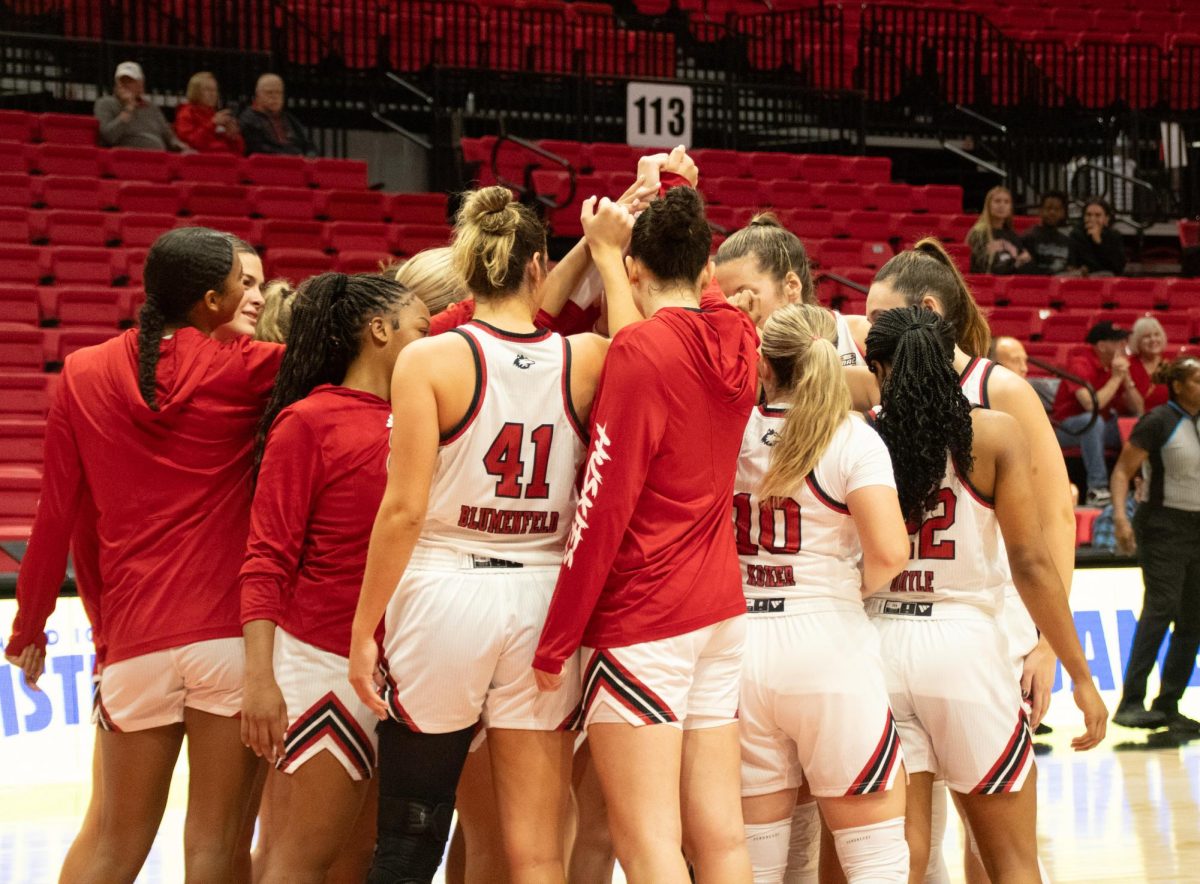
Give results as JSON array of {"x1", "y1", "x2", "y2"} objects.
[
  {"x1": 381, "y1": 547, "x2": 580, "y2": 734},
  {"x1": 739, "y1": 602, "x2": 902, "y2": 798},
  {"x1": 274, "y1": 628, "x2": 378, "y2": 781},
  {"x1": 867, "y1": 599, "x2": 1033, "y2": 795},
  {"x1": 578, "y1": 615, "x2": 745, "y2": 731},
  {"x1": 1000, "y1": 586, "x2": 1040, "y2": 684},
  {"x1": 95, "y1": 637, "x2": 243, "y2": 732}
]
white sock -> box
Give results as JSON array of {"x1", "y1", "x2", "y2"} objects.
[
  {"x1": 832, "y1": 817, "x2": 909, "y2": 884},
  {"x1": 924, "y1": 781, "x2": 950, "y2": 884},
  {"x1": 783, "y1": 800, "x2": 820, "y2": 884},
  {"x1": 745, "y1": 818, "x2": 791, "y2": 884}
]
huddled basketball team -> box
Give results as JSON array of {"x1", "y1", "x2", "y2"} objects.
[{"x1": 6, "y1": 147, "x2": 1108, "y2": 884}]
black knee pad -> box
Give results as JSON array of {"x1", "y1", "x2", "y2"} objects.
[{"x1": 367, "y1": 796, "x2": 455, "y2": 884}]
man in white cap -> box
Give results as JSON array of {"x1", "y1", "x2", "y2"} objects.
[{"x1": 94, "y1": 61, "x2": 187, "y2": 151}]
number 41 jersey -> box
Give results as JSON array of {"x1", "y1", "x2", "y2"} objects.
[{"x1": 421, "y1": 321, "x2": 588, "y2": 566}]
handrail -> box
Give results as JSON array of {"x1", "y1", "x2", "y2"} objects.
[
  {"x1": 1028, "y1": 356, "x2": 1100, "y2": 434},
  {"x1": 490, "y1": 133, "x2": 576, "y2": 211},
  {"x1": 952, "y1": 104, "x2": 1007, "y2": 135},
  {"x1": 369, "y1": 111, "x2": 431, "y2": 151},
  {"x1": 385, "y1": 71, "x2": 434, "y2": 106},
  {"x1": 941, "y1": 141, "x2": 1006, "y2": 179},
  {"x1": 819, "y1": 270, "x2": 868, "y2": 295},
  {"x1": 1070, "y1": 161, "x2": 1164, "y2": 225}
]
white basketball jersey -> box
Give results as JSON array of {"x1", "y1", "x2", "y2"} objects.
[
  {"x1": 420, "y1": 322, "x2": 587, "y2": 566},
  {"x1": 735, "y1": 405, "x2": 895, "y2": 607},
  {"x1": 869, "y1": 456, "x2": 1008, "y2": 616},
  {"x1": 834, "y1": 311, "x2": 864, "y2": 367}
]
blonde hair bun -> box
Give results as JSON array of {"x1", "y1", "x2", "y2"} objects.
[{"x1": 459, "y1": 186, "x2": 520, "y2": 236}]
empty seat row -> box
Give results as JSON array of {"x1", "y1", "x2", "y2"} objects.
[
  {"x1": 985, "y1": 308, "x2": 1200, "y2": 344},
  {"x1": 0, "y1": 111, "x2": 97, "y2": 146},
  {"x1": 0, "y1": 177, "x2": 447, "y2": 224},
  {"x1": 0, "y1": 323, "x2": 125, "y2": 372},
  {"x1": 0, "y1": 143, "x2": 371, "y2": 191}
]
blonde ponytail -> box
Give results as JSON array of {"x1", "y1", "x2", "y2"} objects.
[
  {"x1": 451, "y1": 186, "x2": 546, "y2": 300},
  {"x1": 759, "y1": 304, "x2": 853, "y2": 499}
]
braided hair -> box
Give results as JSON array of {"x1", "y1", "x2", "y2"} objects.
[
  {"x1": 137, "y1": 227, "x2": 237, "y2": 411},
  {"x1": 254, "y1": 272, "x2": 415, "y2": 468},
  {"x1": 866, "y1": 306, "x2": 975, "y2": 523},
  {"x1": 1154, "y1": 356, "x2": 1200, "y2": 402}
]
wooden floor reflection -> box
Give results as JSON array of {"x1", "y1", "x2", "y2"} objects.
[{"x1": 0, "y1": 726, "x2": 1196, "y2": 883}]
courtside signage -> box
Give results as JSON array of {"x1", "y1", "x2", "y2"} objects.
[{"x1": 626, "y1": 82, "x2": 693, "y2": 150}]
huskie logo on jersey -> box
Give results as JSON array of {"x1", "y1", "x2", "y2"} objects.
[
  {"x1": 761, "y1": 428, "x2": 781, "y2": 447},
  {"x1": 513, "y1": 354, "x2": 535, "y2": 369},
  {"x1": 563, "y1": 423, "x2": 612, "y2": 569}
]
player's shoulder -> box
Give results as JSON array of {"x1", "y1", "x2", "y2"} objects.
[{"x1": 970, "y1": 406, "x2": 1022, "y2": 449}]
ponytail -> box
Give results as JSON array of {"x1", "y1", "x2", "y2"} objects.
[
  {"x1": 451, "y1": 186, "x2": 545, "y2": 300},
  {"x1": 138, "y1": 227, "x2": 237, "y2": 410},
  {"x1": 716, "y1": 212, "x2": 815, "y2": 306},
  {"x1": 759, "y1": 305, "x2": 852, "y2": 499},
  {"x1": 874, "y1": 238, "x2": 991, "y2": 358},
  {"x1": 866, "y1": 306, "x2": 975, "y2": 523},
  {"x1": 254, "y1": 272, "x2": 413, "y2": 468}
]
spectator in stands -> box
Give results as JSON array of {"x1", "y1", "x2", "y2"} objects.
[
  {"x1": 174, "y1": 71, "x2": 244, "y2": 155},
  {"x1": 1072, "y1": 198, "x2": 1125, "y2": 276},
  {"x1": 239, "y1": 74, "x2": 316, "y2": 157},
  {"x1": 94, "y1": 61, "x2": 187, "y2": 152},
  {"x1": 1109, "y1": 356, "x2": 1200, "y2": 734},
  {"x1": 989, "y1": 335, "x2": 1029, "y2": 378},
  {"x1": 1021, "y1": 191, "x2": 1081, "y2": 275},
  {"x1": 966, "y1": 185, "x2": 1031, "y2": 275},
  {"x1": 1128, "y1": 316, "x2": 1170, "y2": 412},
  {"x1": 1051, "y1": 319, "x2": 1142, "y2": 505}
]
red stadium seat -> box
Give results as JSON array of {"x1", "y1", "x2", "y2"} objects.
[
  {"x1": 242, "y1": 155, "x2": 309, "y2": 188},
  {"x1": 51, "y1": 287, "x2": 126, "y2": 327},
  {"x1": 1040, "y1": 312, "x2": 1095, "y2": 343},
  {"x1": 839, "y1": 210, "x2": 897, "y2": 242},
  {"x1": 537, "y1": 139, "x2": 591, "y2": 171},
  {"x1": 117, "y1": 213, "x2": 178, "y2": 248},
  {"x1": 175, "y1": 153, "x2": 241, "y2": 185},
  {"x1": 183, "y1": 216, "x2": 263, "y2": 245},
  {"x1": 249, "y1": 186, "x2": 316, "y2": 220},
  {"x1": 1003, "y1": 276, "x2": 1058, "y2": 308},
  {"x1": 810, "y1": 183, "x2": 862, "y2": 212},
  {"x1": 0, "y1": 207, "x2": 33, "y2": 244},
  {"x1": 385, "y1": 192, "x2": 448, "y2": 226},
  {"x1": 31, "y1": 143, "x2": 102, "y2": 178},
  {"x1": 1164, "y1": 278, "x2": 1200, "y2": 310},
  {"x1": 915, "y1": 185, "x2": 963, "y2": 214},
  {"x1": 39, "y1": 176, "x2": 110, "y2": 211},
  {"x1": 0, "y1": 110, "x2": 37, "y2": 143},
  {"x1": 49, "y1": 247, "x2": 117, "y2": 285},
  {"x1": 781, "y1": 209, "x2": 835, "y2": 240},
  {"x1": 115, "y1": 182, "x2": 185, "y2": 215},
  {"x1": 55, "y1": 327, "x2": 119, "y2": 363},
  {"x1": 327, "y1": 222, "x2": 390, "y2": 253},
  {"x1": 334, "y1": 251, "x2": 389, "y2": 273},
  {"x1": 267, "y1": 248, "x2": 329, "y2": 281},
  {"x1": 0, "y1": 245, "x2": 49, "y2": 284},
  {"x1": 987, "y1": 307, "x2": 1041, "y2": 339},
  {"x1": 794, "y1": 154, "x2": 843, "y2": 182},
  {"x1": 102, "y1": 148, "x2": 173, "y2": 183},
  {"x1": 1056, "y1": 278, "x2": 1105, "y2": 311},
  {"x1": 705, "y1": 177, "x2": 765, "y2": 208},
  {"x1": 0, "y1": 467, "x2": 41, "y2": 521},
  {"x1": 0, "y1": 285, "x2": 39, "y2": 325},
  {"x1": 0, "y1": 323, "x2": 47, "y2": 370},
  {"x1": 1101, "y1": 278, "x2": 1162, "y2": 310},
  {"x1": 846, "y1": 156, "x2": 892, "y2": 184},
  {"x1": 0, "y1": 418, "x2": 44, "y2": 467},
  {"x1": 121, "y1": 249, "x2": 147, "y2": 287},
  {"x1": 388, "y1": 225, "x2": 452, "y2": 258},
  {"x1": 37, "y1": 113, "x2": 98, "y2": 145},
  {"x1": 0, "y1": 371, "x2": 51, "y2": 417},
  {"x1": 260, "y1": 220, "x2": 326, "y2": 251},
  {"x1": 186, "y1": 183, "x2": 251, "y2": 217},
  {"x1": 309, "y1": 158, "x2": 370, "y2": 190},
  {"x1": 42, "y1": 210, "x2": 114, "y2": 248},
  {"x1": 0, "y1": 141, "x2": 30, "y2": 175},
  {"x1": 691, "y1": 149, "x2": 747, "y2": 180},
  {"x1": 895, "y1": 212, "x2": 947, "y2": 245},
  {"x1": 864, "y1": 184, "x2": 913, "y2": 213},
  {"x1": 318, "y1": 190, "x2": 385, "y2": 223},
  {"x1": 588, "y1": 142, "x2": 637, "y2": 173}
]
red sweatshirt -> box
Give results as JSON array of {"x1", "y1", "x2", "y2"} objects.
[
  {"x1": 6, "y1": 328, "x2": 283, "y2": 663},
  {"x1": 240, "y1": 385, "x2": 390, "y2": 658},
  {"x1": 533, "y1": 280, "x2": 758, "y2": 672},
  {"x1": 174, "y1": 102, "x2": 245, "y2": 155}
]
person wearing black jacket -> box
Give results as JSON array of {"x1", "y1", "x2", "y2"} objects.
[
  {"x1": 238, "y1": 74, "x2": 316, "y2": 157},
  {"x1": 1071, "y1": 198, "x2": 1125, "y2": 276},
  {"x1": 1021, "y1": 192, "x2": 1080, "y2": 275}
]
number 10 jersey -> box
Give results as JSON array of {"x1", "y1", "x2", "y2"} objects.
[{"x1": 421, "y1": 321, "x2": 588, "y2": 566}]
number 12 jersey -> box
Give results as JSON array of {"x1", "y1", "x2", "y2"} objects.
[{"x1": 421, "y1": 321, "x2": 588, "y2": 566}]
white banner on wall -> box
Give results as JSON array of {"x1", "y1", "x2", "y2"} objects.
[{"x1": 0, "y1": 569, "x2": 1197, "y2": 779}]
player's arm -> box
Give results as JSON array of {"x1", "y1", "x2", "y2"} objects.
[
  {"x1": 1110, "y1": 441, "x2": 1149, "y2": 555},
  {"x1": 847, "y1": 485, "x2": 910, "y2": 594},
  {"x1": 581, "y1": 196, "x2": 640, "y2": 336},
  {"x1": 239, "y1": 412, "x2": 324, "y2": 760},
  {"x1": 986, "y1": 412, "x2": 1107, "y2": 750},
  {"x1": 349, "y1": 344, "x2": 442, "y2": 718}
]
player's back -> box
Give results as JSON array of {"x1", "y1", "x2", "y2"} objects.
[{"x1": 421, "y1": 320, "x2": 587, "y2": 565}]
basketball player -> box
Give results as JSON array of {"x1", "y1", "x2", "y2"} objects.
[
  {"x1": 534, "y1": 186, "x2": 758, "y2": 884},
  {"x1": 5, "y1": 227, "x2": 283, "y2": 883},
  {"x1": 737, "y1": 304, "x2": 911, "y2": 883},
  {"x1": 865, "y1": 240, "x2": 1076, "y2": 883},
  {"x1": 863, "y1": 305, "x2": 1107, "y2": 882},
  {"x1": 348, "y1": 185, "x2": 621, "y2": 882},
  {"x1": 240, "y1": 273, "x2": 429, "y2": 883},
  {"x1": 215, "y1": 237, "x2": 266, "y2": 342}
]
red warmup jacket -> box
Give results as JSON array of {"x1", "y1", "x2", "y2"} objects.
[
  {"x1": 174, "y1": 103, "x2": 245, "y2": 155},
  {"x1": 240, "y1": 385, "x2": 391, "y2": 658},
  {"x1": 533, "y1": 279, "x2": 759, "y2": 673},
  {"x1": 7, "y1": 328, "x2": 283, "y2": 663}
]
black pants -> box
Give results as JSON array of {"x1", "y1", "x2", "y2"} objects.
[{"x1": 1120, "y1": 507, "x2": 1200, "y2": 713}]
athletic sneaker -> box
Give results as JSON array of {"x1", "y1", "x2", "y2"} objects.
[
  {"x1": 1085, "y1": 487, "x2": 1112, "y2": 506},
  {"x1": 1163, "y1": 711, "x2": 1200, "y2": 735},
  {"x1": 1112, "y1": 705, "x2": 1166, "y2": 729}
]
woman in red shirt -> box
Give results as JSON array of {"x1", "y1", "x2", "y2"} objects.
[
  {"x1": 239, "y1": 272, "x2": 429, "y2": 882},
  {"x1": 5, "y1": 227, "x2": 283, "y2": 883},
  {"x1": 534, "y1": 186, "x2": 760, "y2": 883},
  {"x1": 175, "y1": 71, "x2": 245, "y2": 155}
]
